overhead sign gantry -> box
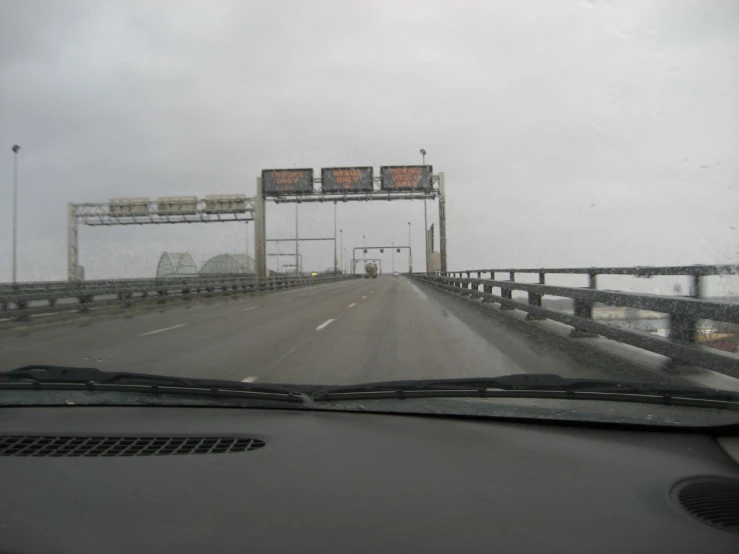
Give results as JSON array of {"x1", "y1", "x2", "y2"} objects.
[
  {"x1": 253, "y1": 166, "x2": 447, "y2": 279},
  {"x1": 65, "y1": 166, "x2": 447, "y2": 281},
  {"x1": 67, "y1": 195, "x2": 252, "y2": 280}
]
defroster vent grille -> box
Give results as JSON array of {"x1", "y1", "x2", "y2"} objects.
[
  {"x1": 672, "y1": 477, "x2": 739, "y2": 533},
  {"x1": 0, "y1": 435, "x2": 265, "y2": 457}
]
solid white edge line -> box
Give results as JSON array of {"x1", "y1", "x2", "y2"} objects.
[
  {"x1": 242, "y1": 306, "x2": 258, "y2": 311},
  {"x1": 241, "y1": 376, "x2": 258, "y2": 383},
  {"x1": 315, "y1": 318, "x2": 335, "y2": 331},
  {"x1": 348, "y1": 303, "x2": 356, "y2": 308},
  {"x1": 140, "y1": 323, "x2": 187, "y2": 336},
  {"x1": 407, "y1": 280, "x2": 428, "y2": 301}
]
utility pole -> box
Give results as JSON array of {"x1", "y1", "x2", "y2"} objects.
[
  {"x1": 339, "y1": 229, "x2": 343, "y2": 273},
  {"x1": 11, "y1": 145, "x2": 20, "y2": 283},
  {"x1": 333, "y1": 202, "x2": 338, "y2": 273}
]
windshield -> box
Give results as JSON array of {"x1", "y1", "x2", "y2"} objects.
[{"x1": 0, "y1": 0, "x2": 737, "y2": 426}]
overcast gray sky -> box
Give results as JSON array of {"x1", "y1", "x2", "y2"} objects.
[{"x1": 1, "y1": 0, "x2": 737, "y2": 286}]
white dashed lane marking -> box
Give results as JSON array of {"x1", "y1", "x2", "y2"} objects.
[
  {"x1": 241, "y1": 376, "x2": 258, "y2": 383},
  {"x1": 348, "y1": 303, "x2": 356, "y2": 308},
  {"x1": 242, "y1": 306, "x2": 258, "y2": 311},
  {"x1": 140, "y1": 324, "x2": 187, "y2": 336},
  {"x1": 316, "y1": 319, "x2": 335, "y2": 331}
]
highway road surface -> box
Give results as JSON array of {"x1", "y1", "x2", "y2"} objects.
[{"x1": 0, "y1": 276, "x2": 653, "y2": 385}]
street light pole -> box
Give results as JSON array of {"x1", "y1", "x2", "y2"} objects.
[
  {"x1": 408, "y1": 221, "x2": 412, "y2": 273},
  {"x1": 11, "y1": 145, "x2": 20, "y2": 284},
  {"x1": 420, "y1": 148, "x2": 428, "y2": 274},
  {"x1": 295, "y1": 203, "x2": 299, "y2": 275},
  {"x1": 339, "y1": 229, "x2": 343, "y2": 273},
  {"x1": 333, "y1": 202, "x2": 338, "y2": 273}
]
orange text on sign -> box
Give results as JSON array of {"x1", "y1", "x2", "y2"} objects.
[{"x1": 389, "y1": 167, "x2": 424, "y2": 188}]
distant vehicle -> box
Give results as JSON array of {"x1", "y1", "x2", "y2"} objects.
[
  {"x1": 311, "y1": 272, "x2": 318, "y2": 277},
  {"x1": 393, "y1": 271, "x2": 400, "y2": 276},
  {"x1": 364, "y1": 262, "x2": 378, "y2": 279}
]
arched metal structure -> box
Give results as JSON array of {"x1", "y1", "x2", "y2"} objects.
[
  {"x1": 201, "y1": 254, "x2": 255, "y2": 275},
  {"x1": 67, "y1": 196, "x2": 254, "y2": 280},
  {"x1": 155, "y1": 252, "x2": 199, "y2": 278}
]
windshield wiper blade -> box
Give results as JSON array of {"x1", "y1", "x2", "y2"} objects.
[
  {"x1": 0, "y1": 365, "x2": 306, "y2": 403},
  {"x1": 311, "y1": 374, "x2": 739, "y2": 407}
]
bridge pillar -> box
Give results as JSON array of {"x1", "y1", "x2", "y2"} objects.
[
  {"x1": 500, "y1": 287, "x2": 514, "y2": 309},
  {"x1": 500, "y1": 272, "x2": 515, "y2": 310},
  {"x1": 670, "y1": 314, "x2": 697, "y2": 344},
  {"x1": 79, "y1": 295, "x2": 93, "y2": 312},
  {"x1": 527, "y1": 272, "x2": 547, "y2": 317},
  {"x1": 13, "y1": 299, "x2": 29, "y2": 322},
  {"x1": 669, "y1": 273, "x2": 702, "y2": 345},
  {"x1": 570, "y1": 272, "x2": 598, "y2": 337},
  {"x1": 526, "y1": 292, "x2": 545, "y2": 320},
  {"x1": 482, "y1": 282, "x2": 493, "y2": 302}
]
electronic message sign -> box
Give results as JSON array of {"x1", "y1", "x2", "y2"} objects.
[
  {"x1": 262, "y1": 169, "x2": 314, "y2": 195},
  {"x1": 204, "y1": 195, "x2": 247, "y2": 214},
  {"x1": 380, "y1": 165, "x2": 433, "y2": 191},
  {"x1": 321, "y1": 167, "x2": 374, "y2": 193},
  {"x1": 157, "y1": 196, "x2": 198, "y2": 215},
  {"x1": 110, "y1": 198, "x2": 150, "y2": 217}
]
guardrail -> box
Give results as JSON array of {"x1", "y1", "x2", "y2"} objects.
[
  {"x1": 414, "y1": 265, "x2": 739, "y2": 377},
  {"x1": 0, "y1": 274, "x2": 358, "y2": 323}
]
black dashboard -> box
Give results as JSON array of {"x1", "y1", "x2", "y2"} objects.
[{"x1": 0, "y1": 406, "x2": 737, "y2": 553}]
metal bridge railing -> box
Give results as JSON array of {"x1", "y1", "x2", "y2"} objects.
[
  {"x1": 0, "y1": 274, "x2": 358, "y2": 322},
  {"x1": 415, "y1": 265, "x2": 739, "y2": 377}
]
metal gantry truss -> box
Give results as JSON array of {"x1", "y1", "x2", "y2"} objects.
[
  {"x1": 66, "y1": 172, "x2": 447, "y2": 281},
  {"x1": 351, "y1": 258, "x2": 383, "y2": 275},
  {"x1": 67, "y1": 199, "x2": 255, "y2": 280},
  {"x1": 351, "y1": 245, "x2": 412, "y2": 275},
  {"x1": 255, "y1": 173, "x2": 447, "y2": 278},
  {"x1": 72, "y1": 199, "x2": 255, "y2": 226}
]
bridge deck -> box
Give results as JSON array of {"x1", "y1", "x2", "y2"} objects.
[{"x1": 3, "y1": 276, "x2": 719, "y2": 387}]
